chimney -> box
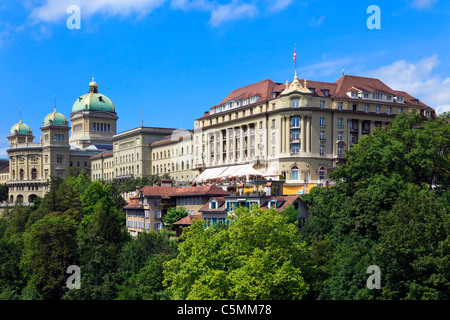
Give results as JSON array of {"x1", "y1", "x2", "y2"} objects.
[{"x1": 161, "y1": 179, "x2": 172, "y2": 187}]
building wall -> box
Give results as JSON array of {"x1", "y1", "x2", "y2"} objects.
[
  {"x1": 191, "y1": 84, "x2": 407, "y2": 187},
  {"x1": 150, "y1": 132, "x2": 196, "y2": 184}
]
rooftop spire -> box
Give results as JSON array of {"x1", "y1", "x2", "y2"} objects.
[{"x1": 89, "y1": 77, "x2": 98, "y2": 93}]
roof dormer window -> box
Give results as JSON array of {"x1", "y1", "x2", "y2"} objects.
[
  {"x1": 210, "y1": 200, "x2": 217, "y2": 209},
  {"x1": 322, "y1": 89, "x2": 329, "y2": 97},
  {"x1": 268, "y1": 199, "x2": 278, "y2": 209}
]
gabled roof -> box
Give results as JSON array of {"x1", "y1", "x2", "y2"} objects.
[
  {"x1": 198, "y1": 195, "x2": 302, "y2": 213},
  {"x1": 334, "y1": 75, "x2": 398, "y2": 97},
  {"x1": 173, "y1": 214, "x2": 202, "y2": 226},
  {"x1": 214, "y1": 79, "x2": 281, "y2": 108},
  {"x1": 198, "y1": 197, "x2": 227, "y2": 213}
]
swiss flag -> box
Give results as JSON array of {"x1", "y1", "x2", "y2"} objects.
[{"x1": 293, "y1": 47, "x2": 297, "y2": 64}]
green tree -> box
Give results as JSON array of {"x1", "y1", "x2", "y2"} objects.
[
  {"x1": 163, "y1": 206, "x2": 188, "y2": 229},
  {"x1": 163, "y1": 206, "x2": 312, "y2": 300},
  {"x1": 66, "y1": 181, "x2": 129, "y2": 300},
  {"x1": 20, "y1": 216, "x2": 78, "y2": 300},
  {"x1": 301, "y1": 112, "x2": 450, "y2": 300},
  {"x1": 116, "y1": 231, "x2": 177, "y2": 300}
]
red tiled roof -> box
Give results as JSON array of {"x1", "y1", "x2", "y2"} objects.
[
  {"x1": 172, "y1": 186, "x2": 229, "y2": 197},
  {"x1": 394, "y1": 90, "x2": 429, "y2": 108},
  {"x1": 129, "y1": 185, "x2": 230, "y2": 200},
  {"x1": 198, "y1": 197, "x2": 227, "y2": 213},
  {"x1": 211, "y1": 79, "x2": 282, "y2": 109},
  {"x1": 334, "y1": 75, "x2": 397, "y2": 97},
  {"x1": 123, "y1": 198, "x2": 143, "y2": 209},
  {"x1": 173, "y1": 214, "x2": 202, "y2": 226}
]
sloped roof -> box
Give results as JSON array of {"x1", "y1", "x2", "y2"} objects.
[
  {"x1": 214, "y1": 79, "x2": 281, "y2": 107},
  {"x1": 173, "y1": 214, "x2": 202, "y2": 226}
]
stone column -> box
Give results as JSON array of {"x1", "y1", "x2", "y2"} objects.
[
  {"x1": 240, "y1": 126, "x2": 245, "y2": 161},
  {"x1": 285, "y1": 116, "x2": 290, "y2": 154},
  {"x1": 281, "y1": 117, "x2": 285, "y2": 154},
  {"x1": 301, "y1": 116, "x2": 306, "y2": 153},
  {"x1": 306, "y1": 116, "x2": 311, "y2": 153},
  {"x1": 219, "y1": 131, "x2": 224, "y2": 165}
]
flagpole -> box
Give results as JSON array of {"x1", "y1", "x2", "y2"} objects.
[{"x1": 294, "y1": 44, "x2": 298, "y2": 77}]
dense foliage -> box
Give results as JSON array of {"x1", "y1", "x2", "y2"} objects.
[{"x1": 301, "y1": 111, "x2": 449, "y2": 299}]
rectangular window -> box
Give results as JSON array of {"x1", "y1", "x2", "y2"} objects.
[
  {"x1": 291, "y1": 143, "x2": 300, "y2": 154},
  {"x1": 319, "y1": 145, "x2": 325, "y2": 155},
  {"x1": 272, "y1": 119, "x2": 276, "y2": 128},
  {"x1": 387, "y1": 107, "x2": 392, "y2": 115},
  {"x1": 291, "y1": 116, "x2": 300, "y2": 128},
  {"x1": 364, "y1": 104, "x2": 369, "y2": 113},
  {"x1": 338, "y1": 146, "x2": 343, "y2": 155},
  {"x1": 320, "y1": 131, "x2": 325, "y2": 141},
  {"x1": 320, "y1": 117, "x2": 325, "y2": 127},
  {"x1": 291, "y1": 129, "x2": 300, "y2": 141},
  {"x1": 376, "y1": 106, "x2": 380, "y2": 114},
  {"x1": 338, "y1": 131, "x2": 343, "y2": 141},
  {"x1": 338, "y1": 102, "x2": 343, "y2": 110},
  {"x1": 338, "y1": 118, "x2": 343, "y2": 127},
  {"x1": 320, "y1": 101, "x2": 325, "y2": 109},
  {"x1": 292, "y1": 99, "x2": 300, "y2": 108}
]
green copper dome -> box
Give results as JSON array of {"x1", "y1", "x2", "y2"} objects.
[
  {"x1": 71, "y1": 78, "x2": 115, "y2": 113},
  {"x1": 10, "y1": 120, "x2": 32, "y2": 135},
  {"x1": 43, "y1": 109, "x2": 68, "y2": 126}
]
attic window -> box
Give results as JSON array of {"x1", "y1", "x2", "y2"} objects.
[
  {"x1": 98, "y1": 96, "x2": 103, "y2": 101},
  {"x1": 322, "y1": 89, "x2": 329, "y2": 97},
  {"x1": 210, "y1": 200, "x2": 217, "y2": 209},
  {"x1": 268, "y1": 200, "x2": 278, "y2": 209},
  {"x1": 309, "y1": 88, "x2": 315, "y2": 94}
]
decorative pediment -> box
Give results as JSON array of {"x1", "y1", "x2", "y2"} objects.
[{"x1": 282, "y1": 72, "x2": 312, "y2": 95}]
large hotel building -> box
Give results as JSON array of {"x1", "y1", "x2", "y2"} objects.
[{"x1": 2, "y1": 71, "x2": 436, "y2": 205}]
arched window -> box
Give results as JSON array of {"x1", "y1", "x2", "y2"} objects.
[
  {"x1": 181, "y1": 161, "x2": 184, "y2": 170},
  {"x1": 318, "y1": 167, "x2": 327, "y2": 182},
  {"x1": 19, "y1": 169, "x2": 24, "y2": 180},
  {"x1": 290, "y1": 165, "x2": 299, "y2": 180},
  {"x1": 31, "y1": 168, "x2": 37, "y2": 180}
]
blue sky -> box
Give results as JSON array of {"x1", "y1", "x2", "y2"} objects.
[{"x1": 1, "y1": 0, "x2": 450, "y2": 157}]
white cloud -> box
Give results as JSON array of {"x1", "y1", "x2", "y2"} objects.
[
  {"x1": 29, "y1": 0, "x2": 168, "y2": 22},
  {"x1": 367, "y1": 55, "x2": 450, "y2": 114},
  {"x1": 0, "y1": 136, "x2": 9, "y2": 158},
  {"x1": 409, "y1": 0, "x2": 438, "y2": 9},
  {"x1": 267, "y1": 0, "x2": 294, "y2": 13},
  {"x1": 309, "y1": 15, "x2": 325, "y2": 26},
  {"x1": 209, "y1": 1, "x2": 258, "y2": 27},
  {"x1": 26, "y1": 0, "x2": 293, "y2": 27}
]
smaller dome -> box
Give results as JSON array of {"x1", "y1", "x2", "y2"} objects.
[
  {"x1": 10, "y1": 120, "x2": 32, "y2": 135},
  {"x1": 43, "y1": 109, "x2": 68, "y2": 126}
]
